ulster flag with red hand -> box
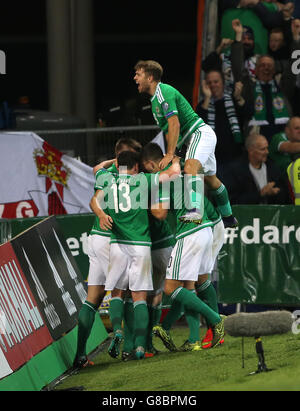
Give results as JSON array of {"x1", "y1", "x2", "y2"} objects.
[{"x1": 0, "y1": 132, "x2": 95, "y2": 218}]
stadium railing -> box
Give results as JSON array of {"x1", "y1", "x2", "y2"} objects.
[{"x1": 31, "y1": 125, "x2": 160, "y2": 166}]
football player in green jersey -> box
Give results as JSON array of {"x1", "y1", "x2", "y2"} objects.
[
  {"x1": 134, "y1": 60, "x2": 238, "y2": 229},
  {"x1": 140, "y1": 142, "x2": 225, "y2": 350},
  {"x1": 91, "y1": 140, "x2": 177, "y2": 361},
  {"x1": 73, "y1": 138, "x2": 142, "y2": 369},
  {"x1": 92, "y1": 150, "x2": 180, "y2": 359}
]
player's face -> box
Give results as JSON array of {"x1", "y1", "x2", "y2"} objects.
[
  {"x1": 142, "y1": 160, "x2": 159, "y2": 173},
  {"x1": 134, "y1": 68, "x2": 151, "y2": 94}
]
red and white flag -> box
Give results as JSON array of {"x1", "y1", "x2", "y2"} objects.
[{"x1": 0, "y1": 132, "x2": 95, "y2": 219}]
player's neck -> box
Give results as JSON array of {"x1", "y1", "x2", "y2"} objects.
[{"x1": 149, "y1": 81, "x2": 160, "y2": 97}]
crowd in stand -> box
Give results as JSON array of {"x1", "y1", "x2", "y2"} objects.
[{"x1": 197, "y1": 0, "x2": 300, "y2": 205}]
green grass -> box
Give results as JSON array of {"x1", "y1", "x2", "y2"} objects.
[{"x1": 54, "y1": 326, "x2": 300, "y2": 391}]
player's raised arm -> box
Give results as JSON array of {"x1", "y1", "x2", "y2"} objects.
[
  {"x1": 151, "y1": 201, "x2": 168, "y2": 221},
  {"x1": 93, "y1": 158, "x2": 116, "y2": 175},
  {"x1": 159, "y1": 116, "x2": 180, "y2": 170}
]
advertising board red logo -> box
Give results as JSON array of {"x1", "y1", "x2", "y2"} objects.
[{"x1": 0, "y1": 242, "x2": 53, "y2": 373}]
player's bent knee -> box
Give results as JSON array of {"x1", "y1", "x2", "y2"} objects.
[
  {"x1": 197, "y1": 273, "x2": 209, "y2": 284},
  {"x1": 184, "y1": 159, "x2": 202, "y2": 175},
  {"x1": 164, "y1": 280, "x2": 180, "y2": 296},
  {"x1": 204, "y1": 174, "x2": 221, "y2": 190}
]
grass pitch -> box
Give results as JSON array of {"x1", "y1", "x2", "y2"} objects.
[{"x1": 54, "y1": 325, "x2": 300, "y2": 392}]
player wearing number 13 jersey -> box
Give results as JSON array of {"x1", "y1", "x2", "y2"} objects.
[
  {"x1": 92, "y1": 150, "x2": 180, "y2": 359},
  {"x1": 94, "y1": 151, "x2": 179, "y2": 290}
]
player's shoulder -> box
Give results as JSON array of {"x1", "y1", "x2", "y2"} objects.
[
  {"x1": 136, "y1": 171, "x2": 158, "y2": 184},
  {"x1": 95, "y1": 167, "x2": 113, "y2": 177},
  {"x1": 159, "y1": 82, "x2": 178, "y2": 95},
  {"x1": 95, "y1": 168, "x2": 116, "y2": 185}
]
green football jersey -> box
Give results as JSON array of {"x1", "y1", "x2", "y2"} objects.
[
  {"x1": 89, "y1": 166, "x2": 116, "y2": 237},
  {"x1": 205, "y1": 197, "x2": 222, "y2": 226},
  {"x1": 149, "y1": 212, "x2": 176, "y2": 250},
  {"x1": 102, "y1": 172, "x2": 160, "y2": 246},
  {"x1": 159, "y1": 176, "x2": 214, "y2": 240},
  {"x1": 151, "y1": 82, "x2": 205, "y2": 149}
]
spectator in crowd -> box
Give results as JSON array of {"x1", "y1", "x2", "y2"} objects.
[
  {"x1": 237, "y1": 54, "x2": 294, "y2": 141},
  {"x1": 268, "y1": 27, "x2": 290, "y2": 77},
  {"x1": 219, "y1": 0, "x2": 292, "y2": 55},
  {"x1": 196, "y1": 69, "x2": 252, "y2": 179},
  {"x1": 229, "y1": 19, "x2": 258, "y2": 83},
  {"x1": 201, "y1": 38, "x2": 234, "y2": 90},
  {"x1": 202, "y1": 19, "x2": 257, "y2": 90},
  {"x1": 268, "y1": 116, "x2": 300, "y2": 174},
  {"x1": 223, "y1": 133, "x2": 292, "y2": 204},
  {"x1": 290, "y1": 17, "x2": 300, "y2": 47}
]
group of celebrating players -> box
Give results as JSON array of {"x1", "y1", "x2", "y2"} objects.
[{"x1": 73, "y1": 60, "x2": 238, "y2": 367}]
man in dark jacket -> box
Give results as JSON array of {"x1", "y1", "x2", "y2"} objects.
[{"x1": 223, "y1": 133, "x2": 292, "y2": 204}]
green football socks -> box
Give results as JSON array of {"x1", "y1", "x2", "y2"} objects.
[
  {"x1": 146, "y1": 304, "x2": 162, "y2": 351},
  {"x1": 133, "y1": 301, "x2": 149, "y2": 350},
  {"x1": 196, "y1": 279, "x2": 219, "y2": 317},
  {"x1": 109, "y1": 297, "x2": 124, "y2": 333},
  {"x1": 184, "y1": 290, "x2": 201, "y2": 343},
  {"x1": 75, "y1": 300, "x2": 98, "y2": 359},
  {"x1": 170, "y1": 286, "x2": 221, "y2": 326},
  {"x1": 210, "y1": 183, "x2": 232, "y2": 217},
  {"x1": 123, "y1": 299, "x2": 135, "y2": 353},
  {"x1": 162, "y1": 299, "x2": 184, "y2": 331}
]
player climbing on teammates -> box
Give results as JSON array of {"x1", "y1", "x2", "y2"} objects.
[{"x1": 134, "y1": 60, "x2": 238, "y2": 228}]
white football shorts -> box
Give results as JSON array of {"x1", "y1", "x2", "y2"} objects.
[
  {"x1": 166, "y1": 227, "x2": 213, "y2": 282},
  {"x1": 185, "y1": 123, "x2": 217, "y2": 176},
  {"x1": 105, "y1": 243, "x2": 153, "y2": 292},
  {"x1": 86, "y1": 234, "x2": 110, "y2": 286},
  {"x1": 198, "y1": 220, "x2": 225, "y2": 275}
]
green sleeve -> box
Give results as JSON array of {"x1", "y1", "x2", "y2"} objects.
[
  {"x1": 269, "y1": 133, "x2": 285, "y2": 155},
  {"x1": 160, "y1": 87, "x2": 178, "y2": 120},
  {"x1": 94, "y1": 169, "x2": 114, "y2": 190}
]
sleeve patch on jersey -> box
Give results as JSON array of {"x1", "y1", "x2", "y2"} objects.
[{"x1": 162, "y1": 101, "x2": 170, "y2": 113}]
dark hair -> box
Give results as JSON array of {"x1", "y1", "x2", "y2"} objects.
[
  {"x1": 117, "y1": 150, "x2": 140, "y2": 169},
  {"x1": 134, "y1": 60, "x2": 163, "y2": 82},
  {"x1": 269, "y1": 27, "x2": 284, "y2": 36},
  {"x1": 204, "y1": 69, "x2": 225, "y2": 84},
  {"x1": 140, "y1": 142, "x2": 164, "y2": 163},
  {"x1": 115, "y1": 138, "x2": 142, "y2": 155}
]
